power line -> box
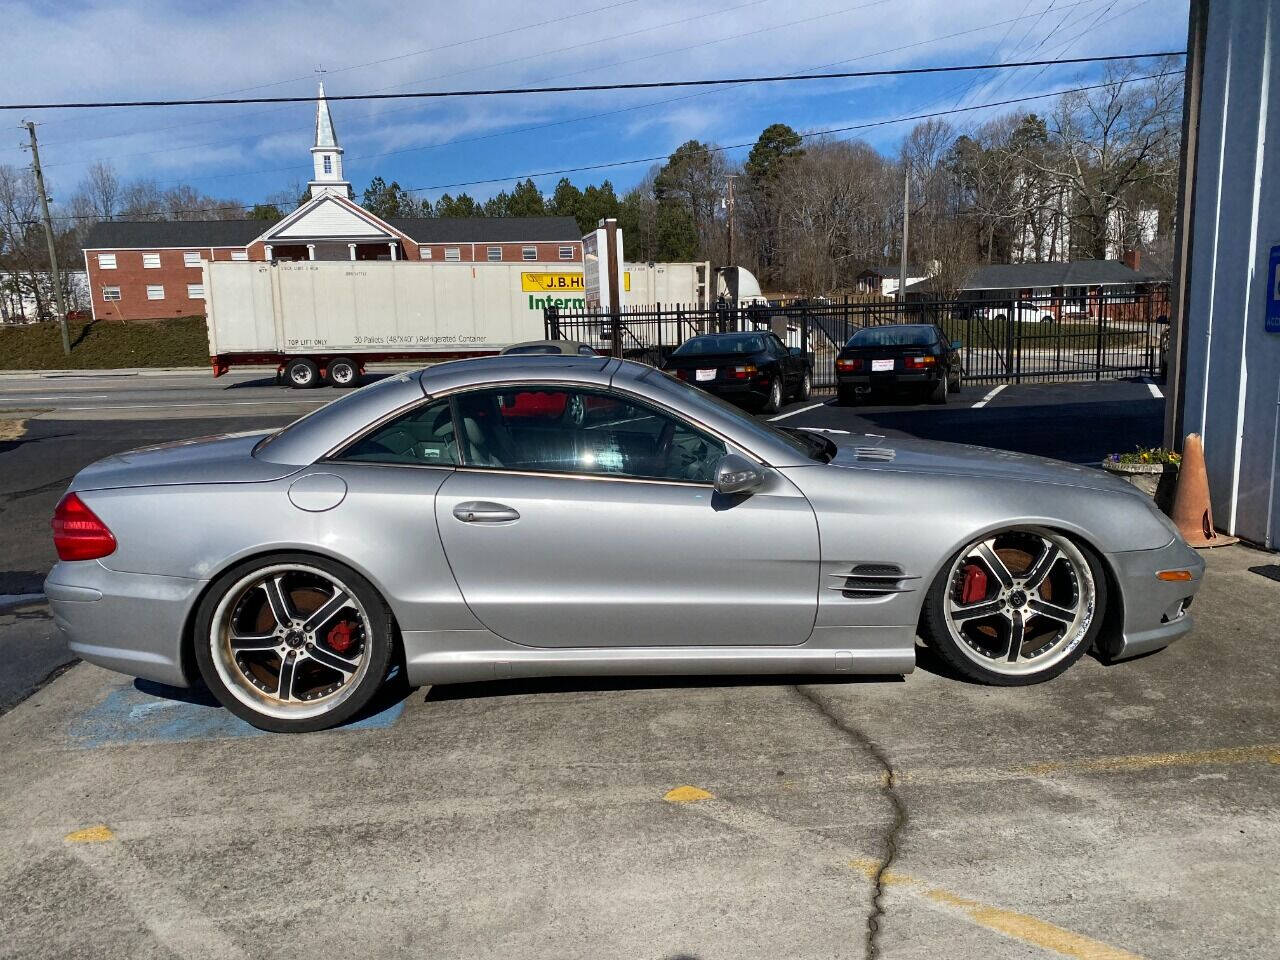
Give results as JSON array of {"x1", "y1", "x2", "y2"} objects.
[
  {"x1": 1, "y1": 52, "x2": 1182, "y2": 112},
  {"x1": 30, "y1": 70, "x2": 1181, "y2": 225},
  {"x1": 30, "y1": 0, "x2": 1099, "y2": 173}
]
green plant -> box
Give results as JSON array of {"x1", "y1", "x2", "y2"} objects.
[{"x1": 1107, "y1": 447, "x2": 1181, "y2": 466}]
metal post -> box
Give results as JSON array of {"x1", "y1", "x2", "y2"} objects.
[
  {"x1": 1163, "y1": 0, "x2": 1208, "y2": 450},
  {"x1": 24, "y1": 122, "x2": 70, "y2": 356},
  {"x1": 603, "y1": 218, "x2": 622, "y2": 359},
  {"x1": 897, "y1": 163, "x2": 910, "y2": 305}
]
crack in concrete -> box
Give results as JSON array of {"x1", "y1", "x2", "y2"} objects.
[{"x1": 792, "y1": 685, "x2": 907, "y2": 960}]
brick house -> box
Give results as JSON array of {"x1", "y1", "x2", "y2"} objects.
[{"x1": 82, "y1": 82, "x2": 582, "y2": 322}]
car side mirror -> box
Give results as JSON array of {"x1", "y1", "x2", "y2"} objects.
[
  {"x1": 951, "y1": 340, "x2": 962, "y2": 349},
  {"x1": 713, "y1": 453, "x2": 765, "y2": 496},
  {"x1": 788, "y1": 346, "x2": 804, "y2": 356}
]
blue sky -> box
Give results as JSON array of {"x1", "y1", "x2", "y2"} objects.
[{"x1": 0, "y1": 0, "x2": 1190, "y2": 211}]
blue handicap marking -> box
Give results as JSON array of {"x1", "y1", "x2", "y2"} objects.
[
  {"x1": 67, "y1": 679, "x2": 404, "y2": 747},
  {"x1": 1266, "y1": 244, "x2": 1280, "y2": 334}
]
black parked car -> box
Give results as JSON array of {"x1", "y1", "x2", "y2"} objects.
[
  {"x1": 835, "y1": 323, "x2": 962, "y2": 405},
  {"x1": 662, "y1": 331, "x2": 811, "y2": 413}
]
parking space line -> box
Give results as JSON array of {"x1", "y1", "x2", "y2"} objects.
[
  {"x1": 769, "y1": 401, "x2": 828, "y2": 422},
  {"x1": 971, "y1": 384, "x2": 1008, "y2": 409},
  {"x1": 1144, "y1": 379, "x2": 1164, "y2": 399},
  {"x1": 63, "y1": 824, "x2": 250, "y2": 959},
  {"x1": 669, "y1": 789, "x2": 1144, "y2": 959}
]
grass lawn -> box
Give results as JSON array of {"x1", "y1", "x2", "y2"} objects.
[{"x1": 0, "y1": 317, "x2": 210, "y2": 370}]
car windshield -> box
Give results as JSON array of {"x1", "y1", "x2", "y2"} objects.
[
  {"x1": 846, "y1": 325, "x2": 936, "y2": 348},
  {"x1": 639, "y1": 367, "x2": 832, "y2": 463},
  {"x1": 673, "y1": 335, "x2": 766, "y2": 356}
]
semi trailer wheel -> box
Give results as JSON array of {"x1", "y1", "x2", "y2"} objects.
[
  {"x1": 284, "y1": 358, "x2": 320, "y2": 389},
  {"x1": 326, "y1": 357, "x2": 359, "y2": 388}
]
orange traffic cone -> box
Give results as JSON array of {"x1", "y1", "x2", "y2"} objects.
[{"x1": 1170, "y1": 434, "x2": 1238, "y2": 548}]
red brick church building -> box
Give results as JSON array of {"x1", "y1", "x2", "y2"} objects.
[{"x1": 83, "y1": 84, "x2": 582, "y2": 322}]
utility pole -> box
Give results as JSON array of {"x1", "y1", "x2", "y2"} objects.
[
  {"x1": 897, "y1": 162, "x2": 910, "y2": 306},
  {"x1": 23, "y1": 121, "x2": 71, "y2": 356},
  {"x1": 724, "y1": 175, "x2": 737, "y2": 265},
  {"x1": 1163, "y1": 0, "x2": 1208, "y2": 451}
]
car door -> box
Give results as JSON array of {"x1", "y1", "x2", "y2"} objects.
[
  {"x1": 766, "y1": 333, "x2": 796, "y2": 389},
  {"x1": 434, "y1": 384, "x2": 820, "y2": 648}
]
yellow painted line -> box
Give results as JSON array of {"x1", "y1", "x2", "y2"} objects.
[
  {"x1": 849, "y1": 857, "x2": 1143, "y2": 960},
  {"x1": 923, "y1": 888, "x2": 1143, "y2": 960},
  {"x1": 664, "y1": 785, "x2": 714, "y2": 804},
  {"x1": 64, "y1": 824, "x2": 114, "y2": 844},
  {"x1": 1021, "y1": 743, "x2": 1280, "y2": 776}
]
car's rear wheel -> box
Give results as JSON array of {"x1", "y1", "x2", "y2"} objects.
[
  {"x1": 194, "y1": 554, "x2": 395, "y2": 732},
  {"x1": 921, "y1": 528, "x2": 1105, "y2": 685},
  {"x1": 795, "y1": 371, "x2": 812, "y2": 401},
  {"x1": 928, "y1": 376, "x2": 948, "y2": 404},
  {"x1": 762, "y1": 378, "x2": 783, "y2": 413}
]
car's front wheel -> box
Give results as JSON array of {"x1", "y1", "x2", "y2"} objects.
[
  {"x1": 194, "y1": 554, "x2": 396, "y2": 732},
  {"x1": 921, "y1": 528, "x2": 1106, "y2": 685}
]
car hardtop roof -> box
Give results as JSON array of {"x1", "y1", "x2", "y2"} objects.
[{"x1": 418, "y1": 353, "x2": 613, "y2": 388}]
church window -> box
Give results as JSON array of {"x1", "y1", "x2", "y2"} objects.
[{"x1": 323, "y1": 155, "x2": 332, "y2": 174}]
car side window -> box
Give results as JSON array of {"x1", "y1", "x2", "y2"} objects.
[
  {"x1": 453, "y1": 386, "x2": 727, "y2": 483},
  {"x1": 337, "y1": 399, "x2": 459, "y2": 466}
]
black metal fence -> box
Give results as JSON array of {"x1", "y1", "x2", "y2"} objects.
[{"x1": 545, "y1": 289, "x2": 1170, "y2": 388}]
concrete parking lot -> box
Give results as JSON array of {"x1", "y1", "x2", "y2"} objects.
[{"x1": 2, "y1": 369, "x2": 1278, "y2": 959}]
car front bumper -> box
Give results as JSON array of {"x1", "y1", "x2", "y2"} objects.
[
  {"x1": 1106, "y1": 537, "x2": 1206, "y2": 661},
  {"x1": 45, "y1": 561, "x2": 204, "y2": 688}
]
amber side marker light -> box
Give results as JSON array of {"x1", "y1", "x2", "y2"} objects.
[{"x1": 1156, "y1": 569, "x2": 1194, "y2": 582}]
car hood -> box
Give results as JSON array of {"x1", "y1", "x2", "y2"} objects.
[
  {"x1": 824, "y1": 433, "x2": 1143, "y2": 496},
  {"x1": 69, "y1": 431, "x2": 301, "y2": 492}
]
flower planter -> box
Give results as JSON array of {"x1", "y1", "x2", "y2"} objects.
[{"x1": 1101, "y1": 459, "x2": 1179, "y2": 514}]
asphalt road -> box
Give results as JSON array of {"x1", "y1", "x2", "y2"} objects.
[
  {"x1": 1, "y1": 546, "x2": 1277, "y2": 959},
  {"x1": 3, "y1": 372, "x2": 1279, "y2": 957}
]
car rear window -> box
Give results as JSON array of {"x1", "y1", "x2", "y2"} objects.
[
  {"x1": 673, "y1": 335, "x2": 765, "y2": 356},
  {"x1": 846, "y1": 326, "x2": 937, "y2": 348}
]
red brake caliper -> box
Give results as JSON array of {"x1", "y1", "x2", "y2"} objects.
[
  {"x1": 960, "y1": 563, "x2": 989, "y2": 605},
  {"x1": 326, "y1": 621, "x2": 354, "y2": 654}
]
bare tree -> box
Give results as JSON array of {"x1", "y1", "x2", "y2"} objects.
[{"x1": 1045, "y1": 59, "x2": 1183, "y2": 259}]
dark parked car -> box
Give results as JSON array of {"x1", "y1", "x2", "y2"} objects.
[
  {"x1": 835, "y1": 323, "x2": 962, "y2": 405},
  {"x1": 662, "y1": 332, "x2": 811, "y2": 413}
]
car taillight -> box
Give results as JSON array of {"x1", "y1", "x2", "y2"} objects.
[
  {"x1": 52, "y1": 492, "x2": 117, "y2": 561},
  {"x1": 904, "y1": 355, "x2": 936, "y2": 369},
  {"x1": 836, "y1": 358, "x2": 863, "y2": 372},
  {"x1": 729, "y1": 364, "x2": 757, "y2": 380},
  {"x1": 671, "y1": 368, "x2": 689, "y2": 380}
]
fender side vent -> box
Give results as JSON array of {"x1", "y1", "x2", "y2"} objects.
[
  {"x1": 827, "y1": 562, "x2": 917, "y2": 598},
  {"x1": 853, "y1": 446, "x2": 896, "y2": 462}
]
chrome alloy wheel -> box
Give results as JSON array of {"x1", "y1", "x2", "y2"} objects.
[
  {"x1": 208, "y1": 564, "x2": 374, "y2": 721},
  {"x1": 942, "y1": 529, "x2": 1096, "y2": 677}
]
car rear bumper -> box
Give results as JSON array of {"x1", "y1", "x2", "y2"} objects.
[
  {"x1": 45, "y1": 561, "x2": 203, "y2": 688},
  {"x1": 838, "y1": 370, "x2": 941, "y2": 389},
  {"x1": 1105, "y1": 538, "x2": 1206, "y2": 660}
]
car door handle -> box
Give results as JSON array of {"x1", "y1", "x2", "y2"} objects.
[{"x1": 453, "y1": 501, "x2": 520, "y2": 523}]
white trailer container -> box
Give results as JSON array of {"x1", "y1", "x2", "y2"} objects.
[{"x1": 205, "y1": 259, "x2": 580, "y2": 386}]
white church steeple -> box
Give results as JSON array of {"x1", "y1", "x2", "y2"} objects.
[{"x1": 308, "y1": 80, "x2": 350, "y2": 199}]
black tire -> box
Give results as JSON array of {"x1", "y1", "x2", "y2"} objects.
[
  {"x1": 920, "y1": 533, "x2": 1107, "y2": 686},
  {"x1": 284, "y1": 358, "x2": 321, "y2": 389},
  {"x1": 928, "y1": 376, "x2": 948, "y2": 405},
  {"x1": 193, "y1": 553, "x2": 397, "y2": 733},
  {"x1": 795, "y1": 371, "x2": 812, "y2": 401},
  {"x1": 762, "y1": 378, "x2": 783, "y2": 414},
  {"x1": 948, "y1": 368, "x2": 963, "y2": 394},
  {"x1": 326, "y1": 356, "x2": 359, "y2": 388}
]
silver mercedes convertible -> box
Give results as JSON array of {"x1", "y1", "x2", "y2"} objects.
[{"x1": 47, "y1": 356, "x2": 1204, "y2": 732}]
